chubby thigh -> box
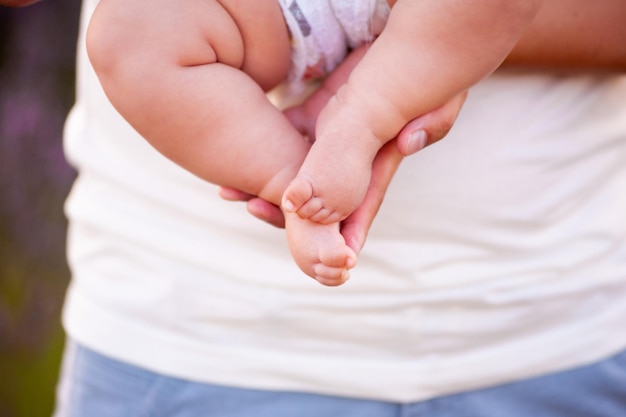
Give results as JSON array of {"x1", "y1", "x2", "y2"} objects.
[{"x1": 88, "y1": 0, "x2": 291, "y2": 91}]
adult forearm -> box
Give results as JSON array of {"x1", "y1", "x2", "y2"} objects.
[{"x1": 505, "y1": 0, "x2": 626, "y2": 71}]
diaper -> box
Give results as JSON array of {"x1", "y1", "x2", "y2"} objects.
[{"x1": 277, "y1": 0, "x2": 391, "y2": 91}]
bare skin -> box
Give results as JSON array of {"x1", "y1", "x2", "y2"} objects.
[
  {"x1": 87, "y1": 0, "x2": 363, "y2": 285},
  {"x1": 226, "y1": 0, "x2": 626, "y2": 258},
  {"x1": 87, "y1": 0, "x2": 626, "y2": 285},
  {"x1": 87, "y1": 0, "x2": 543, "y2": 285},
  {"x1": 281, "y1": 0, "x2": 543, "y2": 225}
]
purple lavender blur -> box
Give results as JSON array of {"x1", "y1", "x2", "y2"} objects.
[{"x1": 0, "y1": 1, "x2": 81, "y2": 415}]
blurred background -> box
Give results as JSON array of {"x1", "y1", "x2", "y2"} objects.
[{"x1": 0, "y1": 0, "x2": 81, "y2": 415}]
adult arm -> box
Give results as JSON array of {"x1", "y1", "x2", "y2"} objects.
[{"x1": 504, "y1": 0, "x2": 626, "y2": 71}]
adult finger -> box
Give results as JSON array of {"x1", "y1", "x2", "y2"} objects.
[
  {"x1": 246, "y1": 198, "x2": 285, "y2": 229},
  {"x1": 397, "y1": 91, "x2": 468, "y2": 156},
  {"x1": 218, "y1": 186, "x2": 285, "y2": 228},
  {"x1": 341, "y1": 141, "x2": 403, "y2": 254},
  {"x1": 218, "y1": 186, "x2": 255, "y2": 201}
]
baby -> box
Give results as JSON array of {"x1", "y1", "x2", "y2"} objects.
[{"x1": 87, "y1": 0, "x2": 542, "y2": 285}]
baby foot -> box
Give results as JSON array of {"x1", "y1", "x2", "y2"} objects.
[
  {"x1": 281, "y1": 106, "x2": 381, "y2": 225},
  {"x1": 285, "y1": 212, "x2": 357, "y2": 286},
  {"x1": 282, "y1": 174, "x2": 347, "y2": 225}
]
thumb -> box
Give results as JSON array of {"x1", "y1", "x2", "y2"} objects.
[{"x1": 397, "y1": 91, "x2": 468, "y2": 156}]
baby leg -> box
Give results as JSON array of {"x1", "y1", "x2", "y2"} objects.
[{"x1": 87, "y1": 0, "x2": 297, "y2": 203}]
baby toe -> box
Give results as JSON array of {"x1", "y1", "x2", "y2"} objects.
[{"x1": 313, "y1": 264, "x2": 350, "y2": 286}]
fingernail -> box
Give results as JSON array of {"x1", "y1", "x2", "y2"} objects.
[
  {"x1": 406, "y1": 129, "x2": 427, "y2": 155},
  {"x1": 282, "y1": 198, "x2": 295, "y2": 212}
]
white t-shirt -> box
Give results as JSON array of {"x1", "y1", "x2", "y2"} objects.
[{"x1": 62, "y1": 0, "x2": 626, "y2": 402}]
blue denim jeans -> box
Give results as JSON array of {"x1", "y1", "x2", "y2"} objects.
[{"x1": 53, "y1": 340, "x2": 626, "y2": 417}]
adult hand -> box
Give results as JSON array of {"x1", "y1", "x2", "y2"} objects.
[
  {"x1": 341, "y1": 91, "x2": 467, "y2": 253},
  {"x1": 218, "y1": 91, "x2": 468, "y2": 234},
  {"x1": 286, "y1": 90, "x2": 467, "y2": 156}
]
